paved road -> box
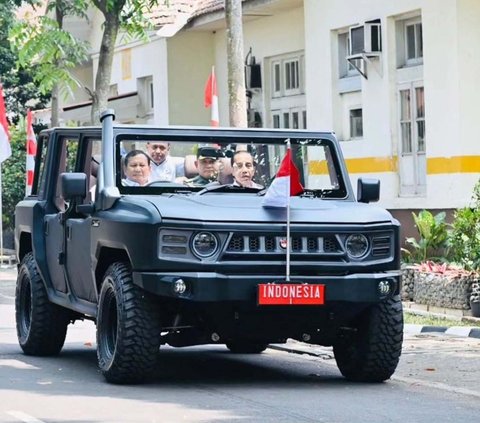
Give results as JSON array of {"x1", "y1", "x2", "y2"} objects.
[{"x1": 1, "y1": 267, "x2": 480, "y2": 422}]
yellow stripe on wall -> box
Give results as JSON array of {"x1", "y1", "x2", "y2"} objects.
[
  {"x1": 427, "y1": 156, "x2": 480, "y2": 174},
  {"x1": 309, "y1": 156, "x2": 480, "y2": 175},
  {"x1": 309, "y1": 157, "x2": 397, "y2": 175}
]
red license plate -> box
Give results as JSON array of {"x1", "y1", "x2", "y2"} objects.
[{"x1": 258, "y1": 283, "x2": 325, "y2": 305}]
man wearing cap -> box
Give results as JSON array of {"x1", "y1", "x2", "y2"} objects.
[{"x1": 184, "y1": 147, "x2": 222, "y2": 186}]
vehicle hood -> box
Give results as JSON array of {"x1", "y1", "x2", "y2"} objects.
[{"x1": 143, "y1": 194, "x2": 394, "y2": 225}]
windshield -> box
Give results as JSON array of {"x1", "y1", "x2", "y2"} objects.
[{"x1": 116, "y1": 135, "x2": 347, "y2": 199}]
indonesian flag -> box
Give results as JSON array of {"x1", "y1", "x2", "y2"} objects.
[
  {"x1": 204, "y1": 66, "x2": 219, "y2": 126},
  {"x1": 0, "y1": 84, "x2": 11, "y2": 164},
  {"x1": 263, "y1": 147, "x2": 303, "y2": 208},
  {"x1": 26, "y1": 109, "x2": 37, "y2": 195}
]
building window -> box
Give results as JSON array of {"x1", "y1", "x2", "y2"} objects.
[
  {"x1": 349, "y1": 108, "x2": 363, "y2": 138},
  {"x1": 400, "y1": 90, "x2": 412, "y2": 153},
  {"x1": 272, "y1": 113, "x2": 280, "y2": 128},
  {"x1": 270, "y1": 54, "x2": 303, "y2": 97},
  {"x1": 415, "y1": 87, "x2": 425, "y2": 152},
  {"x1": 137, "y1": 76, "x2": 154, "y2": 117},
  {"x1": 406, "y1": 21, "x2": 423, "y2": 63},
  {"x1": 396, "y1": 17, "x2": 423, "y2": 68},
  {"x1": 399, "y1": 87, "x2": 425, "y2": 154},
  {"x1": 284, "y1": 59, "x2": 299, "y2": 92},
  {"x1": 148, "y1": 79, "x2": 154, "y2": 110},
  {"x1": 272, "y1": 61, "x2": 281, "y2": 95},
  {"x1": 271, "y1": 109, "x2": 306, "y2": 129},
  {"x1": 338, "y1": 32, "x2": 356, "y2": 78}
]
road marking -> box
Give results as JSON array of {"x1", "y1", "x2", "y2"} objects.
[
  {"x1": 0, "y1": 359, "x2": 40, "y2": 370},
  {"x1": 393, "y1": 375, "x2": 480, "y2": 399},
  {"x1": 7, "y1": 411, "x2": 45, "y2": 423},
  {"x1": 0, "y1": 293, "x2": 15, "y2": 300}
]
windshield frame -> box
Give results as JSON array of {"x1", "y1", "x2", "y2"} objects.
[{"x1": 113, "y1": 127, "x2": 351, "y2": 199}]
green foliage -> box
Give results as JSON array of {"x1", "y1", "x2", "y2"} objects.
[
  {"x1": 0, "y1": 1, "x2": 50, "y2": 123},
  {"x1": 1, "y1": 120, "x2": 27, "y2": 232},
  {"x1": 449, "y1": 181, "x2": 480, "y2": 271},
  {"x1": 9, "y1": 5, "x2": 89, "y2": 100},
  {"x1": 404, "y1": 210, "x2": 450, "y2": 263}
]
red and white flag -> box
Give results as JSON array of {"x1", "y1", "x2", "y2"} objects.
[
  {"x1": 0, "y1": 85, "x2": 11, "y2": 164},
  {"x1": 204, "y1": 66, "x2": 219, "y2": 126},
  {"x1": 263, "y1": 146, "x2": 303, "y2": 208},
  {"x1": 26, "y1": 109, "x2": 37, "y2": 195}
]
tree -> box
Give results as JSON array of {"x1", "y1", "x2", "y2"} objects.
[
  {"x1": 88, "y1": 0, "x2": 165, "y2": 123},
  {"x1": 11, "y1": 1, "x2": 166, "y2": 125},
  {"x1": 225, "y1": 0, "x2": 247, "y2": 128},
  {"x1": 9, "y1": 0, "x2": 89, "y2": 126},
  {"x1": 0, "y1": 1, "x2": 50, "y2": 123}
]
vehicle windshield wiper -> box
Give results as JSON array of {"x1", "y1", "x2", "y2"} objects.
[{"x1": 196, "y1": 183, "x2": 262, "y2": 196}]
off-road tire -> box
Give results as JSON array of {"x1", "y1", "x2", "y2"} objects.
[
  {"x1": 226, "y1": 341, "x2": 268, "y2": 354},
  {"x1": 15, "y1": 252, "x2": 69, "y2": 356},
  {"x1": 333, "y1": 295, "x2": 403, "y2": 382},
  {"x1": 96, "y1": 262, "x2": 161, "y2": 384}
]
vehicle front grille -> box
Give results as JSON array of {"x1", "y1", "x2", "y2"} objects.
[
  {"x1": 225, "y1": 233, "x2": 342, "y2": 257},
  {"x1": 222, "y1": 231, "x2": 393, "y2": 262},
  {"x1": 371, "y1": 234, "x2": 392, "y2": 257}
]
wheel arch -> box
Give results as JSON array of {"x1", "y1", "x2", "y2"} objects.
[
  {"x1": 18, "y1": 232, "x2": 33, "y2": 264},
  {"x1": 95, "y1": 247, "x2": 131, "y2": 292}
]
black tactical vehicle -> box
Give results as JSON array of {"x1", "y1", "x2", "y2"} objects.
[{"x1": 15, "y1": 110, "x2": 403, "y2": 384}]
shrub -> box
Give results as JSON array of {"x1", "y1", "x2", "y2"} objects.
[
  {"x1": 1, "y1": 121, "x2": 27, "y2": 233},
  {"x1": 449, "y1": 180, "x2": 480, "y2": 271},
  {"x1": 403, "y1": 210, "x2": 450, "y2": 263}
]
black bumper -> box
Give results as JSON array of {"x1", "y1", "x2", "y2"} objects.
[{"x1": 132, "y1": 271, "x2": 401, "y2": 303}]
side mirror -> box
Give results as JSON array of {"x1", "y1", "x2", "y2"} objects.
[
  {"x1": 61, "y1": 172, "x2": 87, "y2": 201},
  {"x1": 357, "y1": 178, "x2": 380, "y2": 203}
]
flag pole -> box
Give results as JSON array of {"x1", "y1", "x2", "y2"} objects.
[
  {"x1": 211, "y1": 66, "x2": 214, "y2": 101},
  {"x1": 285, "y1": 139, "x2": 291, "y2": 282}
]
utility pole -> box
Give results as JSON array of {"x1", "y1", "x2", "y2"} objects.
[{"x1": 225, "y1": 0, "x2": 247, "y2": 128}]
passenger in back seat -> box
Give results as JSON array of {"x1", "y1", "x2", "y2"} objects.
[
  {"x1": 147, "y1": 141, "x2": 177, "y2": 182},
  {"x1": 183, "y1": 147, "x2": 223, "y2": 187}
]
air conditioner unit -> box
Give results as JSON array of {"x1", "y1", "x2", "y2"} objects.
[{"x1": 349, "y1": 20, "x2": 382, "y2": 56}]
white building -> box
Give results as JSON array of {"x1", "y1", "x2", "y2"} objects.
[{"x1": 34, "y1": 0, "x2": 479, "y2": 235}]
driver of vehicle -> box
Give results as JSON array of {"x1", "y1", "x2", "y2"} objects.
[
  {"x1": 183, "y1": 147, "x2": 222, "y2": 187},
  {"x1": 122, "y1": 150, "x2": 151, "y2": 186},
  {"x1": 231, "y1": 151, "x2": 263, "y2": 189}
]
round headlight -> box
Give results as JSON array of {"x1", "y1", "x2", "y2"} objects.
[
  {"x1": 192, "y1": 232, "x2": 218, "y2": 258},
  {"x1": 345, "y1": 234, "x2": 369, "y2": 258}
]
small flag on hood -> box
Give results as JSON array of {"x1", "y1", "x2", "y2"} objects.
[{"x1": 263, "y1": 146, "x2": 303, "y2": 208}]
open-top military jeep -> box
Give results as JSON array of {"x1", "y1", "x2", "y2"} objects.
[{"x1": 15, "y1": 110, "x2": 402, "y2": 384}]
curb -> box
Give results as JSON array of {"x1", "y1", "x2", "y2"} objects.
[
  {"x1": 404, "y1": 323, "x2": 480, "y2": 339},
  {"x1": 269, "y1": 323, "x2": 480, "y2": 358}
]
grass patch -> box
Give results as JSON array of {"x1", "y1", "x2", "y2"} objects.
[{"x1": 404, "y1": 312, "x2": 480, "y2": 327}]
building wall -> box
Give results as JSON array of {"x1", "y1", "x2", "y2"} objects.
[
  {"x1": 167, "y1": 31, "x2": 215, "y2": 126},
  {"x1": 172, "y1": 5, "x2": 305, "y2": 127},
  {"x1": 304, "y1": 0, "x2": 480, "y2": 211}
]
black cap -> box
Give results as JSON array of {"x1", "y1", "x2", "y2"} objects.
[{"x1": 197, "y1": 147, "x2": 223, "y2": 160}]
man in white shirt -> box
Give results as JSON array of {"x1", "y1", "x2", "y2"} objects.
[
  {"x1": 146, "y1": 141, "x2": 177, "y2": 182},
  {"x1": 231, "y1": 151, "x2": 263, "y2": 189}
]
